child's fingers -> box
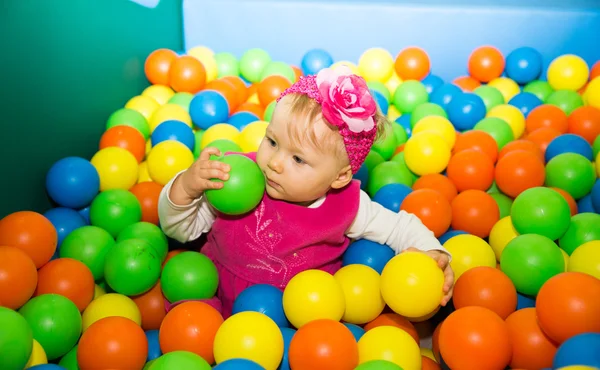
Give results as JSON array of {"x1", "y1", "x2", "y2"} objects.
[
  {"x1": 199, "y1": 146, "x2": 222, "y2": 161},
  {"x1": 201, "y1": 168, "x2": 230, "y2": 181},
  {"x1": 202, "y1": 179, "x2": 225, "y2": 190}
]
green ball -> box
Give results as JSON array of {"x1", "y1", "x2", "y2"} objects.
[
  {"x1": 260, "y1": 61, "x2": 295, "y2": 83},
  {"x1": 58, "y1": 345, "x2": 79, "y2": 370},
  {"x1": 18, "y1": 294, "x2": 82, "y2": 360},
  {"x1": 511, "y1": 187, "x2": 571, "y2": 241},
  {"x1": 390, "y1": 152, "x2": 418, "y2": 182},
  {"x1": 90, "y1": 189, "x2": 142, "y2": 237},
  {"x1": 392, "y1": 80, "x2": 429, "y2": 114},
  {"x1": 490, "y1": 192, "x2": 513, "y2": 219},
  {"x1": 106, "y1": 108, "x2": 150, "y2": 141},
  {"x1": 500, "y1": 234, "x2": 564, "y2": 296},
  {"x1": 117, "y1": 222, "x2": 168, "y2": 262},
  {"x1": 168, "y1": 92, "x2": 194, "y2": 111},
  {"x1": 367, "y1": 81, "x2": 391, "y2": 102},
  {"x1": 474, "y1": 85, "x2": 505, "y2": 111},
  {"x1": 161, "y1": 251, "x2": 218, "y2": 302},
  {"x1": 371, "y1": 125, "x2": 398, "y2": 160},
  {"x1": 239, "y1": 48, "x2": 272, "y2": 83},
  {"x1": 545, "y1": 153, "x2": 596, "y2": 200},
  {"x1": 593, "y1": 135, "x2": 600, "y2": 158},
  {"x1": 364, "y1": 150, "x2": 385, "y2": 175},
  {"x1": 104, "y1": 238, "x2": 161, "y2": 296},
  {"x1": 546, "y1": 89, "x2": 584, "y2": 115},
  {"x1": 558, "y1": 213, "x2": 600, "y2": 255},
  {"x1": 355, "y1": 360, "x2": 404, "y2": 370},
  {"x1": 214, "y1": 52, "x2": 239, "y2": 78},
  {"x1": 473, "y1": 117, "x2": 515, "y2": 150},
  {"x1": 523, "y1": 80, "x2": 554, "y2": 102},
  {"x1": 410, "y1": 102, "x2": 448, "y2": 128},
  {"x1": 204, "y1": 139, "x2": 243, "y2": 160},
  {"x1": 368, "y1": 161, "x2": 415, "y2": 196},
  {"x1": 487, "y1": 180, "x2": 500, "y2": 194},
  {"x1": 0, "y1": 307, "x2": 33, "y2": 370},
  {"x1": 60, "y1": 225, "x2": 115, "y2": 280},
  {"x1": 392, "y1": 122, "x2": 408, "y2": 146},
  {"x1": 205, "y1": 154, "x2": 266, "y2": 215},
  {"x1": 149, "y1": 351, "x2": 211, "y2": 370},
  {"x1": 264, "y1": 100, "x2": 276, "y2": 122},
  {"x1": 193, "y1": 129, "x2": 205, "y2": 159}
]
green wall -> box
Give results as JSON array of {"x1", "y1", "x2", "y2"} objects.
[{"x1": 0, "y1": 0, "x2": 183, "y2": 218}]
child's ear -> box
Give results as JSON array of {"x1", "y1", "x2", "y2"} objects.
[{"x1": 331, "y1": 164, "x2": 353, "y2": 189}]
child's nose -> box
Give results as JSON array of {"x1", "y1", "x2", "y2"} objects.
[{"x1": 268, "y1": 153, "x2": 284, "y2": 173}]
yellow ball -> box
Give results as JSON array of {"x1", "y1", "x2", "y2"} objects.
[
  {"x1": 403, "y1": 132, "x2": 452, "y2": 176},
  {"x1": 412, "y1": 116, "x2": 457, "y2": 149},
  {"x1": 91, "y1": 147, "x2": 139, "y2": 191},
  {"x1": 357, "y1": 326, "x2": 422, "y2": 369},
  {"x1": 547, "y1": 54, "x2": 590, "y2": 91},
  {"x1": 333, "y1": 264, "x2": 386, "y2": 324},
  {"x1": 561, "y1": 248, "x2": 570, "y2": 270},
  {"x1": 282, "y1": 269, "x2": 345, "y2": 328},
  {"x1": 25, "y1": 339, "x2": 47, "y2": 368},
  {"x1": 247, "y1": 93, "x2": 260, "y2": 105},
  {"x1": 420, "y1": 348, "x2": 437, "y2": 362},
  {"x1": 586, "y1": 77, "x2": 600, "y2": 109},
  {"x1": 568, "y1": 240, "x2": 600, "y2": 279},
  {"x1": 596, "y1": 152, "x2": 600, "y2": 176},
  {"x1": 149, "y1": 103, "x2": 192, "y2": 132},
  {"x1": 142, "y1": 84, "x2": 175, "y2": 105},
  {"x1": 137, "y1": 161, "x2": 152, "y2": 183},
  {"x1": 82, "y1": 293, "x2": 141, "y2": 331},
  {"x1": 487, "y1": 77, "x2": 521, "y2": 102},
  {"x1": 94, "y1": 284, "x2": 106, "y2": 300},
  {"x1": 487, "y1": 104, "x2": 526, "y2": 139},
  {"x1": 385, "y1": 72, "x2": 403, "y2": 96},
  {"x1": 331, "y1": 60, "x2": 360, "y2": 75},
  {"x1": 146, "y1": 139, "x2": 153, "y2": 155},
  {"x1": 146, "y1": 141, "x2": 194, "y2": 186},
  {"x1": 126, "y1": 95, "x2": 160, "y2": 120},
  {"x1": 238, "y1": 121, "x2": 268, "y2": 152},
  {"x1": 488, "y1": 216, "x2": 519, "y2": 262},
  {"x1": 388, "y1": 105, "x2": 401, "y2": 122},
  {"x1": 358, "y1": 48, "x2": 395, "y2": 83},
  {"x1": 200, "y1": 123, "x2": 241, "y2": 149},
  {"x1": 380, "y1": 252, "x2": 444, "y2": 318},
  {"x1": 188, "y1": 45, "x2": 218, "y2": 82},
  {"x1": 213, "y1": 311, "x2": 284, "y2": 370},
  {"x1": 443, "y1": 234, "x2": 497, "y2": 280}
]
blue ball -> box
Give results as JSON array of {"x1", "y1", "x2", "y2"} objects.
[
  {"x1": 371, "y1": 89, "x2": 389, "y2": 115},
  {"x1": 438, "y1": 229, "x2": 467, "y2": 245},
  {"x1": 591, "y1": 179, "x2": 600, "y2": 212},
  {"x1": 228, "y1": 111, "x2": 260, "y2": 131},
  {"x1": 214, "y1": 359, "x2": 265, "y2": 370},
  {"x1": 430, "y1": 83, "x2": 463, "y2": 111},
  {"x1": 151, "y1": 120, "x2": 195, "y2": 151},
  {"x1": 29, "y1": 365, "x2": 67, "y2": 370},
  {"x1": 508, "y1": 92, "x2": 543, "y2": 118},
  {"x1": 516, "y1": 292, "x2": 536, "y2": 310},
  {"x1": 505, "y1": 47, "x2": 543, "y2": 85},
  {"x1": 395, "y1": 114, "x2": 412, "y2": 137},
  {"x1": 232, "y1": 284, "x2": 289, "y2": 327},
  {"x1": 446, "y1": 93, "x2": 487, "y2": 131},
  {"x1": 343, "y1": 322, "x2": 366, "y2": 342},
  {"x1": 145, "y1": 329, "x2": 162, "y2": 362},
  {"x1": 342, "y1": 239, "x2": 395, "y2": 274},
  {"x1": 372, "y1": 183, "x2": 412, "y2": 212},
  {"x1": 189, "y1": 90, "x2": 230, "y2": 130},
  {"x1": 577, "y1": 194, "x2": 597, "y2": 214},
  {"x1": 553, "y1": 332, "x2": 600, "y2": 369},
  {"x1": 422, "y1": 74, "x2": 444, "y2": 95},
  {"x1": 43, "y1": 207, "x2": 87, "y2": 249},
  {"x1": 301, "y1": 49, "x2": 334, "y2": 75},
  {"x1": 354, "y1": 163, "x2": 369, "y2": 191},
  {"x1": 78, "y1": 206, "x2": 91, "y2": 224},
  {"x1": 279, "y1": 327, "x2": 296, "y2": 370},
  {"x1": 46, "y1": 157, "x2": 100, "y2": 209},
  {"x1": 545, "y1": 134, "x2": 594, "y2": 162}
]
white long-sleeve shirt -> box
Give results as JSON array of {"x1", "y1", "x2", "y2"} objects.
[{"x1": 158, "y1": 174, "x2": 451, "y2": 258}]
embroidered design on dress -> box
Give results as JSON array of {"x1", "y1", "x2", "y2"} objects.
[{"x1": 245, "y1": 201, "x2": 307, "y2": 285}]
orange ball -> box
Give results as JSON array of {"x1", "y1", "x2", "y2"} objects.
[
  {"x1": 163, "y1": 249, "x2": 185, "y2": 268},
  {"x1": 452, "y1": 130, "x2": 498, "y2": 163},
  {"x1": 168, "y1": 55, "x2": 207, "y2": 93},
  {"x1": 524, "y1": 127, "x2": 562, "y2": 155},
  {"x1": 453, "y1": 76, "x2": 481, "y2": 92},
  {"x1": 412, "y1": 173, "x2": 458, "y2": 203},
  {"x1": 536, "y1": 272, "x2": 600, "y2": 344},
  {"x1": 291, "y1": 65, "x2": 304, "y2": 82},
  {"x1": 591, "y1": 60, "x2": 600, "y2": 80},
  {"x1": 159, "y1": 301, "x2": 224, "y2": 364},
  {"x1": 222, "y1": 76, "x2": 249, "y2": 104},
  {"x1": 99, "y1": 125, "x2": 146, "y2": 163},
  {"x1": 452, "y1": 266, "x2": 517, "y2": 320},
  {"x1": 288, "y1": 319, "x2": 358, "y2": 370},
  {"x1": 393, "y1": 144, "x2": 405, "y2": 156},
  {"x1": 497, "y1": 139, "x2": 544, "y2": 162},
  {"x1": 446, "y1": 149, "x2": 495, "y2": 192},
  {"x1": 0, "y1": 211, "x2": 57, "y2": 268},
  {"x1": 363, "y1": 313, "x2": 419, "y2": 345},
  {"x1": 234, "y1": 102, "x2": 265, "y2": 118},
  {"x1": 129, "y1": 181, "x2": 163, "y2": 225},
  {"x1": 567, "y1": 106, "x2": 600, "y2": 145},
  {"x1": 432, "y1": 321, "x2": 442, "y2": 362},
  {"x1": 132, "y1": 281, "x2": 167, "y2": 331},
  {"x1": 422, "y1": 356, "x2": 441, "y2": 370},
  {"x1": 468, "y1": 46, "x2": 505, "y2": 83},
  {"x1": 526, "y1": 104, "x2": 568, "y2": 134},
  {"x1": 205, "y1": 78, "x2": 241, "y2": 110},
  {"x1": 145, "y1": 48, "x2": 178, "y2": 85},
  {"x1": 35, "y1": 257, "x2": 95, "y2": 312},
  {"x1": 451, "y1": 190, "x2": 499, "y2": 238},
  {"x1": 439, "y1": 306, "x2": 511, "y2": 370},
  {"x1": 394, "y1": 47, "x2": 431, "y2": 80},
  {"x1": 494, "y1": 150, "x2": 545, "y2": 198},
  {"x1": 549, "y1": 187, "x2": 578, "y2": 216},
  {"x1": 78, "y1": 316, "x2": 148, "y2": 370},
  {"x1": 505, "y1": 308, "x2": 557, "y2": 370},
  {"x1": 257, "y1": 75, "x2": 292, "y2": 107},
  {"x1": 0, "y1": 246, "x2": 37, "y2": 309},
  {"x1": 400, "y1": 189, "x2": 452, "y2": 237}
]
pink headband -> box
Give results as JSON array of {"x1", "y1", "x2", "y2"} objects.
[{"x1": 277, "y1": 66, "x2": 378, "y2": 174}]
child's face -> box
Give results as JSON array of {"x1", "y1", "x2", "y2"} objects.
[{"x1": 256, "y1": 97, "x2": 351, "y2": 205}]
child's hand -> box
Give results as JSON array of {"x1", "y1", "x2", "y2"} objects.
[
  {"x1": 172, "y1": 147, "x2": 231, "y2": 203},
  {"x1": 403, "y1": 247, "x2": 455, "y2": 306}
]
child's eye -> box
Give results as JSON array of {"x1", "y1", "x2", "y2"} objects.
[
  {"x1": 293, "y1": 155, "x2": 305, "y2": 164},
  {"x1": 267, "y1": 137, "x2": 276, "y2": 147}
]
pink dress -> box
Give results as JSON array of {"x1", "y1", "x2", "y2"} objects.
[{"x1": 165, "y1": 153, "x2": 361, "y2": 318}]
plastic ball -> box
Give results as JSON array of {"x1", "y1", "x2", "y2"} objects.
[
  {"x1": 142, "y1": 84, "x2": 174, "y2": 105},
  {"x1": 400, "y1": 189, "x2": 452, "y2": 237},
  {"x1": 200, "y1": 123, "x2": 240, "y2": 149},
  {"x1": 239, "y1": 48, "x2": 271, "y2": 83},
  {"x1": 586, "y1": 76, "x2": 600, "y2": 109},
  {"x1": 151, "y1": 119, "x2": 195, "y2": 151},
  {"x1": 144, "y1": 48, "x2": 178, "y2": 85},
  {"x1": 259, "y1": 61, "x2": 295, "y2": 83},
  {"x1": 168, "y1": 55, "x2": 207, "y2": 93},
  {"x1": 129, "y1": 182, "x2": 163, "y2": 226},
  {"x1": 553, "y1": 333, "x2": 600, "y2": 369},
  {"x1": 568, "y1": 106, "x2": 600, "y2": 145},
  {"x1": 447, "y1": 148, "x2": 495, "y2": 192},
  {"x1": 301, "y1": 48, "x2": 334, "y2": 75},
  {"x1": 188, "y1": 45, "x2": 217, "y2": 82},
  {"x1": 35, "y1": 257, "x2": 95, "y2": 312},
  {"x1": 545, "y1": 153, "x2": 596, "y2": 200},
  {"x1": 524, "y1": 80, "x2": 555, "y2": 102},
  {"x1": 511, "y1": 187, "x2": 571, "y2": 240},
  {"x1": 357, "y1": 326, "x2": 421, "y2": 369},
  {"x1": 0, "y1": 246, "x2": 37, "y2": 310},
  {"x1": 451, "y1": 189, "x2": 499, "y2": 239},
  {"x1": 146, "y1": 140, "x2": 194, "y2": 186},
  {"x1": 59, "y1": 225, "x2": 114, "y2": 281},
  {"x1": 358, "y1": 48, "x2": 394, "y2": 82},
  {"x1": 430, "y1": 83, "x2": 462, "y2": 110},
  {"x1": 443, "y1": 234, "x2": 496, "y2": 280},
  {"x1": 43, "y1": 207, "x2": 87, "y2": 254},
  {"x1": 342, "y1": 239, "x2": 394, "y2": 274},
  {"x1": 100, "y1": 124, "x2": 146, "y2": 163},
  {"x1": 107, "y1": 108, "x2": 151, "y2": 141},
  {"x1": 438, "y1": 229, "x2": 467, "y2": 244},
  {"x1": 46, "y1": 157, "x2": 100, "y2": 209},
  {"x1": 232, "y1": 284, "x2": 289, "y2": 328},
  {"x1": 546, "y1": 133, "x2": 594, "y2": 162},
  {"x1": 547, "y1": 54, "x2": 590, "y2": 91},
  {"x1": 404, "y1": 132, "x2": 451, "y2": 176},
  {"x1": 0, "y1": 306, "x2": 33, "y2": 370},
  {"x1": 410, "y1": 102, "x2": 448, "y2": 128},
  {"x1": 189, "y1": 90, "x2": 230, "y2": 130},
  {"x1": 509, "y1": 92, "x2": 543, "y2": 118},
  {"x1": 473, "y1": 117, "x2": 515, "y2": 150},
  {"x1": 89, "y1": 189, "x2": 141, "y2": 237},
  {"x1": 468, "y1": 46, "x2": 505, "y2": 83},
  {"x1": 213, "y1": 359, "x2": 264, "y2": 370},
  {"x1": 568, "y1": 240, "x2": 600, "y2": 279},
  {"x1": 487, "y1": 104, "x2": 526, "y2": 139},
  {"x1": 474, "y1": 85, "x2": 505, "y2": 111},
  {"x1": 24, "y1": 339, "x2": 48, "y2": 368},
  {"x1": 367, "y1": 161, "x2": 415, "y2": 196},
  {"x1": 0, "y1": 211, "x2": 57, "y2": 269},
  {"x1": 489, "y1": 216, "x2": 519, "y2": 261},
  {"x1": 227, "y1": 111, "x2": 259, "y2": 131},
  {"x1": 505, "y1": 47, "x2": 543, "y2": 84},
  {"x1": 394, "y1": 47, "x2": 431, "y2": 81},
  {"x1": 547, "y1": 89, "x2": 584, "y2": 115},
  {"x1": 333, "y1": 265, "x2": 385, "y2": 324},
  {"x1": 237, "y1": 121, "x2": 268, "y2": 152},
  {"x1": 453, "y1": 75, "x2": 481, "y2": 92},
  {"x1": 422, "y1": 74, "x2": 444, "y2": 95},
  {"x1": 161, "y1": 251, "x2": 218, "y2": 302},
  {"x1": 257, "y1": 75, "x2": 292, "y2": 106},
  {"x1": 392, "y1": 80, "x2": 429, "y2": 114},
  {"x1": 214, "y1": 52, "x2": 239, "y2": 78},
  {"x1": 506, "y1": 307, "x2": 558, "y2": 369},
  {"x1": 125, "y1": 95, "x2": 161, "y2": 122},
  {"x1": 488, "y1": 77, "x2": 521, "y2": 102},
  {"x1": 495, "y1": 149, "x2": 545, "y2": 198},
  {"x1": 412, "y1": 115, "x2": 456, "y2": 148},
  {"x1": 91, "y1": 147, "x2": 139, "y2": 191},
  {"x1": 559, "y1": 212, "x2": 600, "y2": 255},
  {"x1": 149, "y1": 103, "x2": 192, "y2": 132},
  {"x1": 148, "y1": 351, "x2": 211, "y2": 369},
  {"x1": 168, "y1": 91, "x2": 194, "y2": 110},
  {"x1": 372, "y1": 183, "x2": 412, "y2": 212}
]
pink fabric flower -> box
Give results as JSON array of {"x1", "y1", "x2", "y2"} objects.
[{"x1": 316, "y1": 66, "x2": 377, "y2": 133}]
